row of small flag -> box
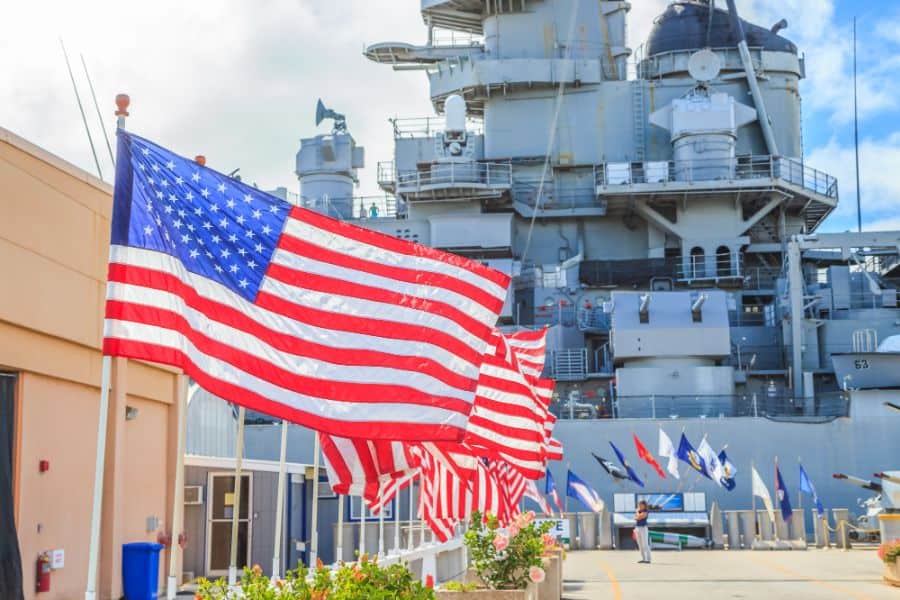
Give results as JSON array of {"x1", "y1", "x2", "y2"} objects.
[
  {"x1": 590, "y1": 430, "x2": 737, "y2": 489},
  {"x1": 533, "y1": 429, "x2": 827, "y2": 521}
]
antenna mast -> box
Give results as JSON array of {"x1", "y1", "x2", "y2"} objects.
[
  {"x1": 60, "y1": 39, "x2": 103, "y2": 179},
  {"x1": 81, "y1": 54, "x2": 115, "y2": 166},
  {"x1": 853, "y1": 16, "x2": 862, "y2": 232}
]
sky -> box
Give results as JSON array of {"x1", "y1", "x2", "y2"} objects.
[{"x1": 2, "y1": 0, "x2": 898, "y2": 233}]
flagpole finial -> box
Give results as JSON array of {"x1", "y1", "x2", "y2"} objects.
[
  {"x1": 115, "y1": 93, "x2": 130, "y2": 129},
  {"x1": 195, "y1": 155, "x2": 207, "y2": 166}
]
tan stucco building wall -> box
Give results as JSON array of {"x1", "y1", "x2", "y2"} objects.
[{"x1": 1, "y1": 127, "x2": 183, "y2": 599}]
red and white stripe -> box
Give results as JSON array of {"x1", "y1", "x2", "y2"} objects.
[
  {"x1": 104, "y1": 205, "x2": 509, "y2": 441},
  {"x1": 505, "y1": 328, "x2": 548, "y2": 379},
  {"x1": 319, "y1": 433, "x2": 418, "y2": 500},
  {"x1": 462, "y1": 332, "x2": 548, "y2": 479},
  {"x1": 367, "y1": 472, "x2": 415, "y2": 516},
  {"x1": 523, "y1": 479, "x2": 553, "y2": 516}
]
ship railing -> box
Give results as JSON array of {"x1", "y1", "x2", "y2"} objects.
[
  {"x1": 551, "y1": 392, "x2": 850, "y2": 420},
  {"x1": 389, "y1": 116, "x2": 484, "y2": 138},
  {"x1": 635, "y1": 45, "x2": 768, "y2": 80},
  {"x1": 593, "y1": 155, "x2": 838, "y2": 201},
  {"x1": 377, "y1": 160, "x2": 396, "y2": 188},
  {"x1": 430, "y1": 28, "x2": 484, "y2": 47},
  {"x1": 550, "y1": 349, "x2": 588, "y2": 381},
  {"x1": 347, "y1": 195, "x2": 400, "y2": 220},
  {"x1": 396, "y1": 161, "x2": 512, "y2": 191}
]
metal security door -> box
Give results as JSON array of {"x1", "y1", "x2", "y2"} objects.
[{"x1": 206, "y1": 472, "x2": 252, "y2": 577}]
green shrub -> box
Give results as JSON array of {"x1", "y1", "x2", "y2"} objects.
[{"x1": 195, "y1": 555, "x2": 435, "y2": 600}]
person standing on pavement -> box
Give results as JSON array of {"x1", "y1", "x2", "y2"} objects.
[{"x1": 634, "y1": 500, "x2": 651, "y2": 563}]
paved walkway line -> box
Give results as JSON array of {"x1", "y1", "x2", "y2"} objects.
[
  {"x1": 595, "y1": 557, "x2": 623, "y2": 600},
  {"x1": 747, "y1": 553, "x2": 873, "y2": 600}
]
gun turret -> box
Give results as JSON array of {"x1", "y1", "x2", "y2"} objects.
[
  {"x1": 874, "y1": 472, "x2": 900, "y2": 484},
  {"x1": 832, "y1": 473, "x2": 883, "y2": 493}
]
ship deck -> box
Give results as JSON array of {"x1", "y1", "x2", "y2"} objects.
[{"x1": 563, "y1": 548, "x2": 895, "y2": 599}]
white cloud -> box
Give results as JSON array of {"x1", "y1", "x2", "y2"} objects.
[
  {"x1": 1, "y1": 0, "x2": 896, "y2": 207},
  {"x1": 0, "y1": 0, "x2": 432, "y2": 197},
  {"x1": 806, "y1": 132, "x2": 900, "y2": 231}
]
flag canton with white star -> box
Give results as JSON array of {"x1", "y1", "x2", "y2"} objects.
[{"x1": 112, "y1": 131, "x2": 291, "y2": 301}]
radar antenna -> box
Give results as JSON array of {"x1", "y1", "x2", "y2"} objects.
[{"x1": 315, "y1": 99, "x2": 347, "y2": 134}]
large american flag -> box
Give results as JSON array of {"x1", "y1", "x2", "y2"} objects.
[{"x1": 104, "y1": 131, "x2": 509, "y2": 440}]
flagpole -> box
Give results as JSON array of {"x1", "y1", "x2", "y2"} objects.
[
  {"x1": 407, "y1": 479, "x2": 415, "y2": 551},
  {"x1": 228, "y1": 406, "x2": 246, "y2": 586},
  {"x1": 360, "y1": 499, "x2": 367, "y2": 558},
  {"x1": 85, "y1": 95, "x2": 130, "y2": 600},
  {"x1": 309, "y1": 434, "x2": 321, "y2": 567},
  {"x1": 165, "y1": 377, "x2": 189, "y2": 599},
  {"x1": 773, "y1": 456, "x2": 779, "y2": 541},
  {"x1": 84, "y1": 355, "x2": 112, "y2": 600},
  {"x1": 271, "y1": 420, "x2": 289, "y2": 579},
  {"x1": 378, "y1": 501, "x2": 386, "y2": 556},
  {"x1": 335, "y1": 495, "x2": 345, "y2": 563},
  {"x1": 797, "y1": 457, "x2": 803, "y2": 513},
  {"x1": 751, "y1": 460, "x2": 758, "y2": 542},
  {"x1": 393, "y1": 484, "x2": 401, "y2": 553}
]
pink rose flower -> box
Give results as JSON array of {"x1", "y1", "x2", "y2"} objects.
[
  {"x1": 529, "y1": 566, "x2": 546, "y2": 583},
  {"x1": 542, "y1": 533, "x2": 556, "y2": 548},
  {"x1": 508, "y1": 524, "x2": 520, "y2": 538},
  {"x1": 492, "y1": 533, "x2": 509, "y2": 552},
  {"x1": 525, "y1": 510, "x2": 536, "y2": 524}
]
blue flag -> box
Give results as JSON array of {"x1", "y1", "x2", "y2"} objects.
[
  {"x1": 676, "y1": 433, "x2": 711, "y2": 479},
  {"x1": 610, "y1": 441, "x2": 644, "y2": 487},
  {"x1": 718, "y1": 449, "x2": 737, "y2": 491},
  {"x1": 775, "y1": 465, "x2": 793, "y2": 521},
  {"x1": 799, "y1": 464, "x2": 824, "y2": 517},
  {"x1": 566, "y1": 470, "x2": 605, "y2": 512}
]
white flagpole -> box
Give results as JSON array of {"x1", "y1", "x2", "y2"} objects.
[
  {"x1": 84, "y1": 355, "x2": 112, "y2": 600},
  {"x1": 378, "y1": 503, "x2": 385, "y2": 556},
  {"x1": 227, "y1": 406, "x2": 246, "y2": 586},
  {"x1": 271, "y1": 420, "x2": 289, "y2": 579},
  {"x1": 407, "y1": 479, "x2": 415, "y2": 551},
  {"x1": 165, "y1": 378, "x2": 189, "y2": 599},
  {"x1": 359, "y1": 500, "x2": 367, "y2": 558},
  {"x1": 335, "y1": 495, "x2": 345, "y2": 563},
  {"x1": 86, "y1": 95, "x2": 130, "y2": 600},
  {"x1": 751, "y1": 460, "x2": 758, "y2": 542},
  {"x1": 309, "y1": 434, "x2": 321, "y2": 567},
  {"x1": 393, "y1": 484, "x2": 401, "y2": 553}
]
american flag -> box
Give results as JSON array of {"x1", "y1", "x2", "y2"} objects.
[
  {"x1": 103, "y1": 131, "x2": 509, "y2": 440},
  {"x1": 463, "y1": 330, "x2": 550, "y2": 479}
]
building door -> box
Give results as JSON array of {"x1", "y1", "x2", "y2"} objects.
[
  {"x1": 205, "y1": 472, "x2": 252, "y2": 577},
  {"x1": 0, "y1": 373, "x2": 23, "y2": 599}
]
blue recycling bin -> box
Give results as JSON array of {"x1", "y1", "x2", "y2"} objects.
[{"x1": 122, "y1": 542, "x2": 164, "y2": 600}]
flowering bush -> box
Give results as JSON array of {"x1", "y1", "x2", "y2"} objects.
[
  {"x1": 878, "y1": 539, "x2": 900, "y2": 564},
  {"x1": 463, "y1": 510, "x2": 553, "y2": 590},
  {"x1": 195, "y1": 555, "x2": 435, "y2": 599}
]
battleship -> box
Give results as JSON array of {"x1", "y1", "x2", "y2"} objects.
[{"x1": 192, "y1": 0, "x2": 899, "y2": 556}]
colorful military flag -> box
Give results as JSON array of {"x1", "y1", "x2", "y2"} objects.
[
  {"x1": 566, "y1": 470, "x2": 604, "y2": 513},
  {"x1": 610, "y1": 441, "x2": 644, "y2": 487},
  {"x1": 633, "y1": 433, "x2": 665, "y2": 479},
  {"x1": 718, "y1": 448, "x2": 737, "y2": 491},
  {"x1": 545, "y1": 470, "x2": 564, "y2": 516},
  {"x1": 676, "y1": 433, "x2": 711, "y2": 479},
  {"x1": 775, "y1": 464, "x2": 793, "y2": 521},
  {"x1": 799, "y1": 464, "x2": 824, "y2": 517},
  {"x1": 658, "y1": 428, "x2": 680, "y2": 479}
]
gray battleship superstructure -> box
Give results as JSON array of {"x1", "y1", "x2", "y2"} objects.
[{"x1": 284, "y1": 0, "x2": 900, "y2": 539}]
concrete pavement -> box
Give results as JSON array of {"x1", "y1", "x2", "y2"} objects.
[{"x1": 562, "y1": 548, "x2": 895, "y2": 600}]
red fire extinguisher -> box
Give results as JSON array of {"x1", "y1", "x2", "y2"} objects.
[{"x1": 36, "y1": 553, "x2": 51, "y2": 593}]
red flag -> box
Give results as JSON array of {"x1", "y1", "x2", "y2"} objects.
[{"x1": 633, "y1": 433, "x2": 666, "y2": 479}]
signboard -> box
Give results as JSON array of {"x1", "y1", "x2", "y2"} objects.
[
  {"x1": 636, "y1": 493, "x2": 684, "y2": 512},
  {"x1": 534, "y1": 518, "x2": 570, "y2": 544}
]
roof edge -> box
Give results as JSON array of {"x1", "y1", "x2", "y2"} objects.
[{"x1": 0, "y1": 126, "x2": 113, "y2": 194}]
